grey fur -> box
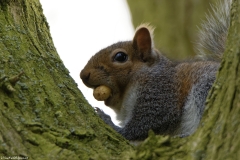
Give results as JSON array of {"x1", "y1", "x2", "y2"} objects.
[
  {"x1": 197, "y1": 0, "x2": 232, "y2": 60},
  {"x1": 176, "y1": 63, "x2": 219, "y2": 137},
  {"x1": 96, "y1": 59, "x2": 219, "y2": 141},
  {"x1": 97, "y1": 58, "x2": 181, "y2": 140},
  {"x1": 83, "y1": 0, "x2": 231, "y2": 142}
]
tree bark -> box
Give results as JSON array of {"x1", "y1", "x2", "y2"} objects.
[
  {"x1": 1, "y1": 0, "x2": 239, "y2": 159},
  {"x1": 0, "y1": 0, "x2": 132, "y2": 159}
]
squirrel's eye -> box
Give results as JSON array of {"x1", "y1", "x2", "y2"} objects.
[{"x1": 113, "y1": 52, "x2": 128, "y2": 62}]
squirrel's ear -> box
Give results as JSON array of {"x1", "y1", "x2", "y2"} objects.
[{"x1": 133, "y1": 24, "x2": 155, "y2": 62}]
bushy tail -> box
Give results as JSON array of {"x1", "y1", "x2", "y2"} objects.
[{"x1": 196, "y1": 0, "x2": 232, "y2": 60}]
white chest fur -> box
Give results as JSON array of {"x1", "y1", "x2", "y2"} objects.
[{"x1": 115, "y1": 84, "x2": 138, "y2": 127}]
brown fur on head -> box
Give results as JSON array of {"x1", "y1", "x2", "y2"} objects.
[{"x1": 80, "y1": 24, "x2": 159, "y2": 110}]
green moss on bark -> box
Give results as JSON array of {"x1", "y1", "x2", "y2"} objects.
[
  {"x1": 1, "y1": 0, "x2": 239, "y2": 159},
  {"x1": 0, "y1": 0, "x2": 132, "y2": 159}
]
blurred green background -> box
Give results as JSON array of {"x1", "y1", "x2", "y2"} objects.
[{"x1": 127, "y1": 0, "x2": 218, "y2": 60}]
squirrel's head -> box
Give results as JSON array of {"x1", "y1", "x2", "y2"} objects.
[{"x1": 80, "y1": 24, "x2": 159, "y2": 109}]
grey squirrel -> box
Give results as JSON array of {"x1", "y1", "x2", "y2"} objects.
[{"x1": 80, "y1": 0, "x2": 232, "y2": 141}]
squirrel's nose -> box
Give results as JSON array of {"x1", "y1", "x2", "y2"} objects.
[{"x1": 80, "y1": 70, "x2": 90, "y2": 83}]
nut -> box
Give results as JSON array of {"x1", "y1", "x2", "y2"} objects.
[{"x1": 93, "y1": 85, "x2": 111, "y2": 101}]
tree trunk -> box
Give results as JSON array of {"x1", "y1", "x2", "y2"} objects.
[
  {"x1": 1, "y1": 0, "x2": 239, "y2": 159},
  {"x1": 127, "y1": 0, "x2": 219, "y2": 60},
  {"x1": 130, "y1": 0, "x2": 240, "y2": 159},
  {"x1": 0, "y1": 0, "x2": 132, "y2": 159}
]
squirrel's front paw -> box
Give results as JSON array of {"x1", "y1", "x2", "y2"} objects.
[{"x1": 94, "y1": 107, "x2": 112, "y2": 124}]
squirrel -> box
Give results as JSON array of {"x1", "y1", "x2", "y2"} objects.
[{"x1": 80, "y1": 0, "x2": 232, "y2": 141}]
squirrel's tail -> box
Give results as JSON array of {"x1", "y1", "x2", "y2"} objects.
[{"x1": 196, "y1": 0, "x2": 232, "y2": 60}]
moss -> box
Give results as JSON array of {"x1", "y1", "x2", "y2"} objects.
[
  {"x1": 0, "y1": 0, "x2": 133, "y2": 158},
  {"x1": 1, "y1": 0, "x2": 239, "y2": 159}
]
